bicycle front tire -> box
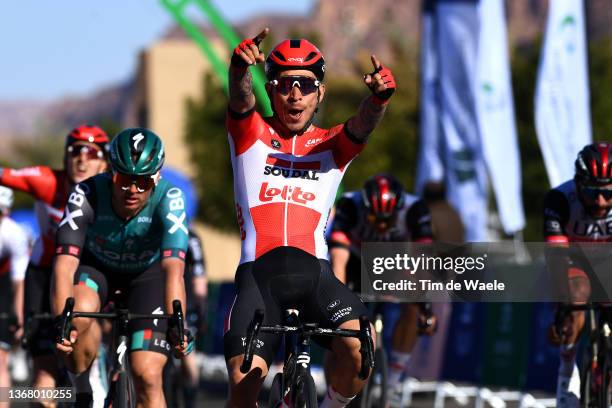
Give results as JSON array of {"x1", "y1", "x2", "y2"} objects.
[
  {"x1": 114, "y1": 369, "x2": 136, "y2": 408},
  {"x1": 268, "y1": 372, "x2": 284, "y2": 408},
  {"x1": 360, "y1": 347, "x2": 388, "y2": 408},
  {"x1": 294, "y1": 373, "x2": 318, "y2": 408}
]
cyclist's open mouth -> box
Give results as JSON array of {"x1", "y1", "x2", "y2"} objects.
[{"x1": 287, "y1": 108, "x2": 303, "y2": 121}]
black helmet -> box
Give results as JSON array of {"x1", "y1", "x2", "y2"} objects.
[
  {"x1": 362, "y1": 174, "x2": 405, "y2": 223},
  {"x1": 575, "y1": 142, "x2": 612, "y2": 185}
]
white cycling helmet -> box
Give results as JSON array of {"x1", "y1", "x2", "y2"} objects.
[{"x1": 0, "y1": 186, "x2": 14, "y2": 213}]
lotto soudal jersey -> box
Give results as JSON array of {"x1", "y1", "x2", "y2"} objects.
[
  {"x1": 329, "y1": 191, "x2": 433, "y2": 256},
  {"x1": 543, "y1": 180, "x2": 612, "y2": 242},
  {"x1": 56, "y1": 173, "x2": 189, "y2": 273},
  {"x1": 226, "y1": 108, "x2": 365, "y2": 264},
  {"x1": 0, "y1": 166, "x2": 69, "y2": 268}
]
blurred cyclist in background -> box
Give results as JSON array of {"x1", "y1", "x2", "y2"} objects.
[
  {"x1": 0, "y1": 187, "x2": 29, "y2": 408},
  {"x1": 543, "y1": 142, "x2": 612, "y2": 407},
  {"x1": 0, "y1": 125, "x2": 109, "y2": 398},
  {"x1": 328, "y1": 174, "x2": 436, "y2": 398}
]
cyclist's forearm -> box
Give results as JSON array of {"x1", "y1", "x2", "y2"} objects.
[
  {"x1": 12, "y1": 280, "x2": 24, "y2": 326},
  {"x1": 330, "y1": 247, "x2": 350, "y2": 284},
  {"x1": 163, "y1": 258, "x2": 187, "y2": 317},
  {"x1": 346, "y1": 96, "x2": 388, "y2": 143},
  {"x1": 228, "y1": 66, "x2": 256, "y2": 113},
  {"x1": 51, "y1": 254, "x2": 78, "y2": 315}
]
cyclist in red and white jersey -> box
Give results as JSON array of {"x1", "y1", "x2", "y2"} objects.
[
  {"x1": 0, "y1": 125, "x2": 109, "y2": 393},
  {"x1": 329, "y1": 174, "x2": 436, "y2": 397},
  {"x1": 543, "y1": 142, "x2": 612, "y2": 407},
  {"x1": 0, "y1": 187, "x2": 29, "y2": 405},
  {"x1": 224, "y1": 28, "x2": 396, "y2": 407}
]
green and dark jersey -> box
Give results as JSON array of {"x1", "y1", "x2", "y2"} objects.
[{"x1": 55, "y1": 172, "x2": 189, "y2": 273}]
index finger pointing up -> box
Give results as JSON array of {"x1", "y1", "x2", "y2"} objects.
[
  {"x1": 370, "y1": 54, "x2": 382, "y2": 71},
  {"x1": 253, "y1": 27, "x2": 270, "y2": 46}
]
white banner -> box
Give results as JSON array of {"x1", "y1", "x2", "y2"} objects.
[
  {"x1": 535, "y1": 0, "x2": 591, "y2": 188},
  {"x1": 415, "y1": 1, "x2": 445, "y2": 195},
  {"x1": 475, "y1": 0, "x2": 525, "y2": 234},
  {"x1": 437, "y1": 0, "x2": 489, "y2": 242}
]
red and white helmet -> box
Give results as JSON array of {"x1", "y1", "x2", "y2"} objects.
[
  {"x1": 65, "y1": 125, "x2": 109, "y2": 153},
  {"x1": 265, "y1": 39, "x2": 325, "y2": 81}
]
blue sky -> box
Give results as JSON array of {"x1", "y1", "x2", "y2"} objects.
[{"x1": 0, "y1": 1, "x2": 313, "y2": 101}]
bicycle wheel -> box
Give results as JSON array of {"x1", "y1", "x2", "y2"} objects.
[
  {"x1": 600, "y1": 351, "x2": 610, "y2": 408},
  {"x1": 268, "y1": 372, "x2": 284, "y2": 408},
  {"x1": 114, "y1": 369, "x2": 136, "y2": 408},
  {"x1": 580, "y1": 356, "x2": 595, "y2": 408},
  {"x1": 294, "y1": 373, "x2": 318, "y2": 408},
  {"x1": 360, "y1": 347, "x2": 388, "y2": 408}
]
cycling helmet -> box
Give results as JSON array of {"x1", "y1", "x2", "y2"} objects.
[
  {"x1": 575, "y1": 142, "x2": 612, "y2": 185},
  {"x1": 265, "y1": 39, "x2": 325, "y2": 81},
  {"x1": 0, "y1": 186, "x2": 14, "y2": 212},
  {"x1": 109, "y1": 128, "x2": 165, "y2": 176},
  {"x1": 362, "y1": 174, "x2": 405, "y2": 222},
  {"x1": 65, "y1": 125, "x2": 109, "y2": 152}
]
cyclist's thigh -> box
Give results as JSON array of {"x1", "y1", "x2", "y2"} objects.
[
  {"x1": 124, "y1": 263, "x2": 171, "y2": 356},
  {"x1": 303, "y1": 259, "x2": 369, "y2": 350},
  {"x1": 72, "y1": 264, "x2": 109, "y2": 307},
  {"x1": 24, "y1": 264, "x2": 56, "y2": 357},
  {"x1": 223, "y1": 261, "x2": 282, "y2": 367}
]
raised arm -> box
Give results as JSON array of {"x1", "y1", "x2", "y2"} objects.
[
  {"x1": 228, "y1": 28, "x2": 269, "y2": 114},
  {"x1": 346, "y1": 55, "x2": 396, "y2": 143}
]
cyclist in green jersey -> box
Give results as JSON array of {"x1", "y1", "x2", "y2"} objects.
[{"x1": 51, "y1": 128, "x2": 192, "y2": 407}]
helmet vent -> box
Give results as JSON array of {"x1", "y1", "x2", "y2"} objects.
[
  {"x1": 304, "y1": 52, "x2": 318, "y2": 62},
  {"x1": 272, "y1": 50, "x2": 286, "y2": 61},
  {"x1": 143, "y1": 149, "x2": 157, "y2": 166},
  {"x1": 289, "y1": 39, "x2": 301, "y2": 48}
]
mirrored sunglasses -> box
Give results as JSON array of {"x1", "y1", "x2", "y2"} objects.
[
  {"x1": 67, "y1": 145, "x2": 104, "y2": 160},
  {"x1": 112, "y1": 172, "x2": 156, "y2": 193},
  {"x1": 270, "y1": 76, "x2": 321, "y2": 95}
]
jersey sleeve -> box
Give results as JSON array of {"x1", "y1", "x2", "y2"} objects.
[
  {"x1": 187, "y1": 229, "x2": 207, "y2": 277},
  {"x1": 329, "y1": 195, "x2": 358, "y2": 249},
  {"x1": 158, "y1": 186, "x2": 190, "y2": 260},
  {"x1": 331, "y1": 124, "x2": 366, "y2": 171},
  {"x1": 226, "y1": 107, "x2": 267, "y2": 156},
  {"x1": 8, "y1": 221, "x2": 29, "y2": 281},
  {"x1": 405, "y1": 199, "x2": 434, "y2": 243},
  {"x1": 543, "y1": 189, "x2": 570, "y2": 243},
  {"x1": 55, "y1": 180, "x2": 96, "y2": 258},
  {"x1": 0, "y1": 166, "x2": 57, "y2": 203}
]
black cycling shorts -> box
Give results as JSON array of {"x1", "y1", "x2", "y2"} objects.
[
  {"x1": 223, "y1": 246, "x2": 369, "y2": 366},
  {"x1": 72, "y1": 260, "x2": 171, "y2": 356},
  {"x1": 23, "y1": 263, "x2": 55, "y2": 356}
]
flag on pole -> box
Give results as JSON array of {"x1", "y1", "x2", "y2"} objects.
[
  {"x1": 436, "y1": 0, "x2": 489, "y2": 242},
  {"x1": 416, "y1": 1, "x2": 445, "y2": 195},
  {"x1": 535, "y1": 0, "x2": 591, "y2": 188},
  {"x1": 475, "y1": 0, "x2": 525, "y2": 234}
]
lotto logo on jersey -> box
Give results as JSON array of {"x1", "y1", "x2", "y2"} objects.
[{"x1": 259, "y1": 182, "x2": 316, "y2": 205}]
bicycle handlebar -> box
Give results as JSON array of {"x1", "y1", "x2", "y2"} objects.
[
  {"x1": 240, "y1": 310, "x2": 375, "y2": 380},
  {"x1": 56, "y1": 297, "x2": 184, "y2": 345}
]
